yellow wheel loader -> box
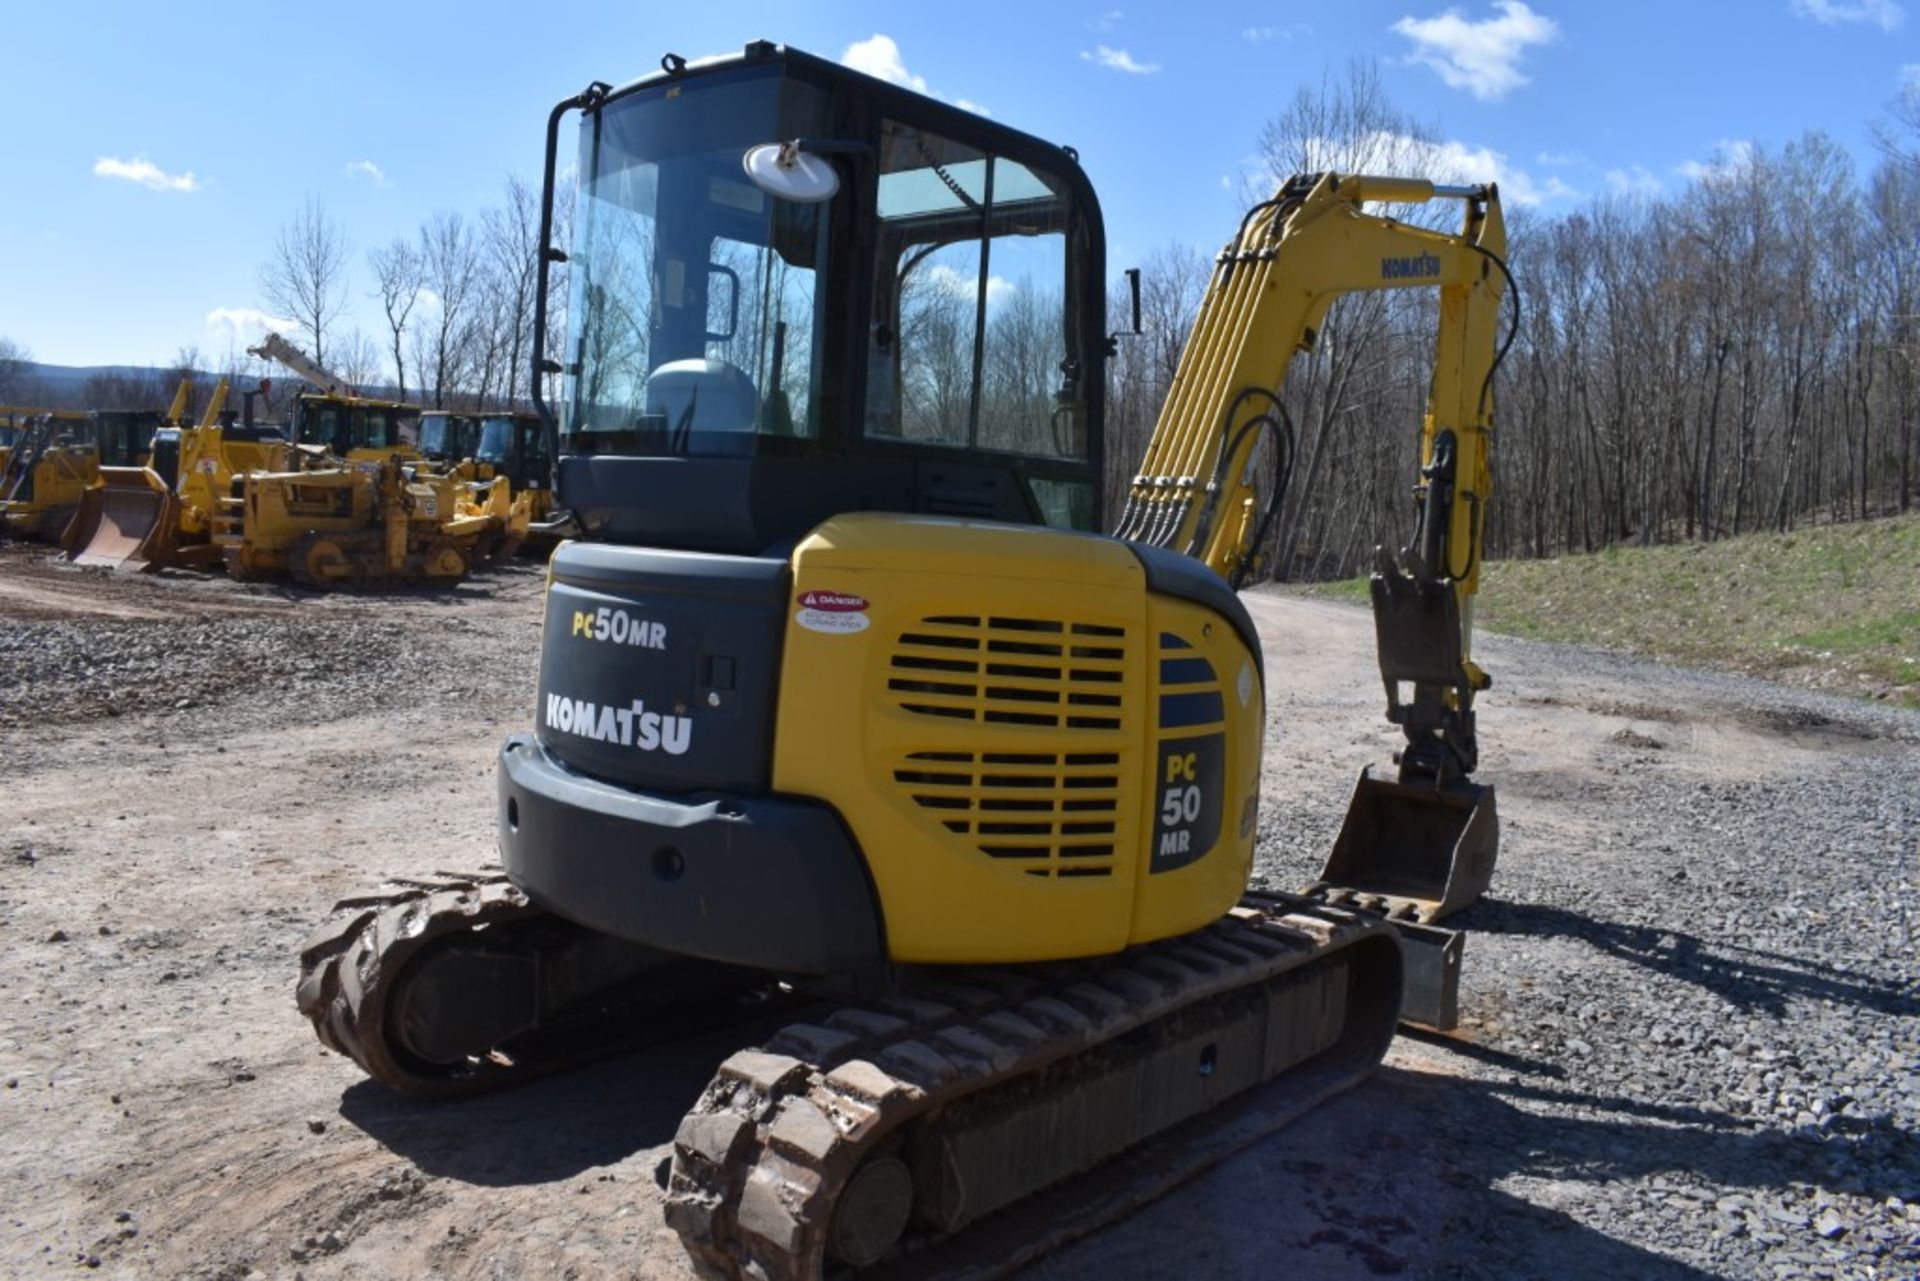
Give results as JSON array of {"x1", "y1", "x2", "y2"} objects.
[
  {"x1": 298, "y1": 44, "x2": 1511, "y2": 1276},
  {"x1": 63, "y1": 378, "x2": 301, "y2": 570}
]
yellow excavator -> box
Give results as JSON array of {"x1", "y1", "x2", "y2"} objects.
[{"x1": 297, "y1": 44, "x2": 1508, "y2": 1276}]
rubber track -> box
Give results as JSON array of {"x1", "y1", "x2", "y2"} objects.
[
  {"x1": 664, "y1": 893, "x2": 1394, "y2": 1280},
  {"x1": 294, "y1": 869, "x2": 551, "y2": 1098}
]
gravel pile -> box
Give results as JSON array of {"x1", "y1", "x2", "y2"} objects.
[
  {"x1": 0, "y1": 615, "x2": 426, "y2": 730},
  {"x1": 1254, "y1": 634, "x2": 1920, "y2": 1280},
  {"x1": 0, "y1": 558, "x2": 545, "y2": 746}
]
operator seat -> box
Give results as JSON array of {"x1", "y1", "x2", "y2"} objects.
[{"x1": 643, "y1": 359, "x2": 759, "y2": 433}]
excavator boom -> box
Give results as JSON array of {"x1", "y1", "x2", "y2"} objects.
[{"x1": 1119, "y1": 171, "x2": 1509, "y2": 923}]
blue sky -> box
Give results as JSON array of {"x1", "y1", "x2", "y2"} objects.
[{"x1": 2, "y1": 0, "x2": 1914, "y2": 368}]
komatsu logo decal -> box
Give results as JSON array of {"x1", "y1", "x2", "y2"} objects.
[
  {"x1": 1381, "y1": 252, "x2": 1441, "y2": 280},
  {"x1": 544, "y1": 693, "x2": 691, "y2": 755},
  {"x1": 571, "y1": 606, "x2": 667, "y2": 649}
]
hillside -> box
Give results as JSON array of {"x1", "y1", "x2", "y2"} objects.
[{"x1": 1298, "y1": 513, "x2": 1920, "y2": 707}]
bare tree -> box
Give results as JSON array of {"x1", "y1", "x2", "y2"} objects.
[
  {"x1": 483, "y1": 176, "x2": 543, "y2": 407},
  {"x1": 260, "y1": 195, "x2": 351, "y2": 368},
  {"x1": 368, "y1": 237, "x2": 423, "y2": 398},
  {"x1": 417, "y1": 211, "x2": 481, "y2": 409},
  {"x1": 0, "y1": 336, "x2": 33, "y2": 404},
  {"x1": 332, "y1": 330, "x2": 384, "y2": 391}
]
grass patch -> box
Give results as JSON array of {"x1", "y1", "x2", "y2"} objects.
[{"x1": 1288, "y1": 513, "x2": 1920, "y2": 707}]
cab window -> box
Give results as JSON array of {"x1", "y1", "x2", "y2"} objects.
[{"x1": 865, "y1": 119, "x2": 1085, "y2": 460}]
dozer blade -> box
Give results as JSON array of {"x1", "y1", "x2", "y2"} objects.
[
  {"x1": 62, "y1": 468, "x2": 180, "y2": 571},
  {"x1": 1315, "y1": 768, "x2": 1498, "y2": 926}
]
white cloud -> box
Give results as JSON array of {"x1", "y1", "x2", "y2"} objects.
[
  {"x1": 205, "y1": 307, "x2": 301, "y2": 346},
  {"x1": 1081, "y1": 45, "x2": 1161, "y2": 74},
  {"x1": 1789, "y1": 0, "x2": 1904, "y2": 30},
  {"x1": 93, "y1": 155, "x2": 199, "y2": 193},
  {"x1": 1092, "y1": 10, "x2": 1124, "y2": 31},
  {"x1": 924, "y1": 264, "x2": 1015, "y2": 303},
  {"x1": 1604, "y1": 165, "x2": 1663, "y2": 197},
  {"x1": 346, "y1": 160, "x2": 390, "y2": 188},
  {"x1": 841, "y1": 34, "x2": 928, "y2": 93},
  {"x1": 1536, "y1": 149, "x2": 1584, "y2": 166},
  {"x1": 1243, "y1": 23, "x2": 1310, "y2": 42},
  {"x1": 840, "y1": 34, "x2": 987, "y2": 114},
  {"x1": 1676, "y1": 139, "x2": 1756, "y2": 183},
  {"x1": 1298, "y1": 131, "x2": 1577, "y2": 207},
  {"x1": 1391, "y1": 1, "x2": 1558, "y2": 101},
  {"x1": 1900, "y1": 62, "x2": 1920, "y2": 88}
]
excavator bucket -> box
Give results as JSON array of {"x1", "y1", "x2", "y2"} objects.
[
  {"x1": 62, "y1": 467, "x2": 180, "y2": 571},
  {"x1": 1316, "y1": 769, "x2": 1498, "y2": 925}
]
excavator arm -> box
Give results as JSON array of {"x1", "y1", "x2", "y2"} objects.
[
  {"x1": 1121, "y1": 170, "x2": 1511, "y2": 922},
  {"x1": 1120, "y1": 171, "x2": 1505, "y2": 601}
]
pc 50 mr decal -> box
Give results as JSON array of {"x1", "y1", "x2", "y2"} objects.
[
  {"x1": 1150, "y1": 733, "x2": 1224, "y2": 873},
  {"x1": 795, "y1": 590, "x2": 870, "y2": 635},
  {"x1": 544, "y1": 693, "x2": 691, "y2": 755},
  {"x1": 571, "y1": 606, "x2": 667, "y2": 650}
]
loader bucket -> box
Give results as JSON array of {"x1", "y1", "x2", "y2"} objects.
[
  {"x1": 62, "y1": 468, "x2": 180, "y2": 571},
  {"x1": 1315, "y1": 769, "x2": 1498, "y2": 925}
]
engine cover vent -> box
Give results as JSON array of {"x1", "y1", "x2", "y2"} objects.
[
  {"x1": 894, "y1": 750, "x2": 1122, "y2": 879},
  {"x1": 886, "y1": 614, "x2": 1127, "y2": 731}
]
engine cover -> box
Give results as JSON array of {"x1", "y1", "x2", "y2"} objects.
[{"x1": 536, "y1": 542, "x2": 789, "y2": 794}]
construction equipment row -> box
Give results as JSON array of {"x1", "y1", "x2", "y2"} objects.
[{"x1": 1, "y1": 355, "x2": 552, "y2": 586}]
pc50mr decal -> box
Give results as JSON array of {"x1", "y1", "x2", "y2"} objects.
[
  {"x1": 795, "y1": 590, "x2": 870, "y2": 635},
  {"x1": 1150, "y1": 733, "x2": 1224, "y2": 873},
  {"x1": 571, "y1": 606, "x2": 667, "y2": 650},
  {"x1": 544, "y1": 693, "x2": 691, "y2": 755}
]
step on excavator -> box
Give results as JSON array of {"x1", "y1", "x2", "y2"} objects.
[{"x1": 297, "y1": 44, "x2": 1508, "y2": 1276}]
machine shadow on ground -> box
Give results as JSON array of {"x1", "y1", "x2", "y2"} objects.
[
  {"x1": 1385, "y1": 1037, "x2": 1920, "y2": 1248},
  {"x1": 1464, "y1": 896, "x2": 1918, "y2": 1019},
  {"x1": 335, "y1": 1013, "x2": 793, "y2": 1188}
]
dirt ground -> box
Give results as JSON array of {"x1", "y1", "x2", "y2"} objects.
[{"x1": 0, "y1": 543, "x2": 1914, "y2": 1280}]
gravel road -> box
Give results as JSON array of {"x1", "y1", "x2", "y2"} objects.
[{"x1": 0, "y1": 543, "x2": 1914, "y2": 1280}]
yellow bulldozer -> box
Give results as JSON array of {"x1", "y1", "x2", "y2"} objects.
[
  {"x1": 226, "y1": 454, "x2": 528, "y2": 584},
  {"x1": 0, "y1": 405, "x2": 134, "y2": 542},
  {"x1": 299, "y1": 44, "x2": 1511, "y2": 1276}
]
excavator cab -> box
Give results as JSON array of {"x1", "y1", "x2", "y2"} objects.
[{"x1": 550, "y1": 46, "x2": 1106, "y2": 554}]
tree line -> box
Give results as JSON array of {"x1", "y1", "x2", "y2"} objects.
[
  {"x1": 7, "y1": 67, "x2": 1915, "y2": 575},
  {"x1": 1106, "y1": 66, "x2": 1920, "y2": 578},
  {"x1": 260, "y1": 178, "x2": 554, "y2": 412}
]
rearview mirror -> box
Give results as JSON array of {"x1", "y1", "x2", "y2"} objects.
[{"x1": 743, "y1": 141, "x2": 840, "y2": 203}]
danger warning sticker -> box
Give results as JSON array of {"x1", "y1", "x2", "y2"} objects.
[{"x1": 795, "y1": 590, "x2": 870, "y2": 635}]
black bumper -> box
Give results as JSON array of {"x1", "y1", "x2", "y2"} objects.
[{"x1": 497, "y1": 734, "x2": 884, "y2": 976}]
